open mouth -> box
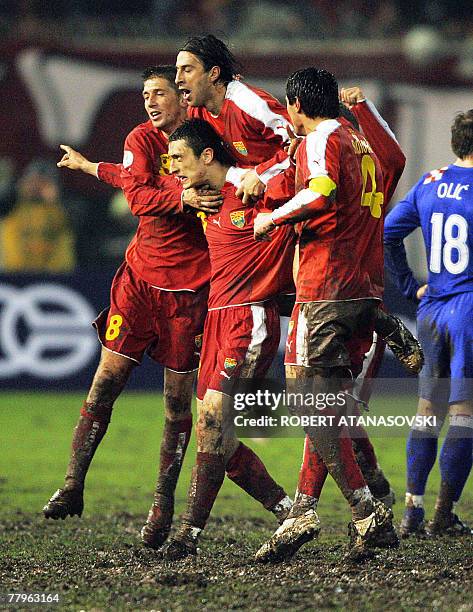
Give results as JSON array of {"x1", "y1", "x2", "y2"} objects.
[
  {"x1": 149, "y1": 111, "x2": 162, "y2": 121},
  {"x1": 180, "y1": 88, "x2": 191, "y2": 102}
]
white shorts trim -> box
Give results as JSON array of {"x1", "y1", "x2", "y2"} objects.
[
  {"x1": 101, "y1": 344, "x2": 140, "y2": 364},
  {"x1": 165, "y1": 366, "x2": 199, "y2": 375}
]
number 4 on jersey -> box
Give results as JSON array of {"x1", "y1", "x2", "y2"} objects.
[{"x1": 360, "y1": 154, "x2": 384, "y2": 218}]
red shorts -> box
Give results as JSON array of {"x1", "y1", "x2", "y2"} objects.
[
  {"x1": 196, "y1": 301, "x2": 280, "y2": 400},
  {"x1": 94, "y1": 262, "x2": 208, "y2": 372}
]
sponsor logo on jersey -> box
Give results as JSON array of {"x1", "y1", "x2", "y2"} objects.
[
  {"x1": 195, "y1": 334, "x2": 203, "y2": 350},
  {"x1": 224, "y1": 357, "x2": 238, "y2": 372},
  {"x1": 230, "y1": 210, "x2": 245, "y2": 228},
  {"x1": 233, "y1": 141, "x2": 248, "y2": 156},
  {"x1": 423, "y1": 166, "x2": 449, "y2": 184}
]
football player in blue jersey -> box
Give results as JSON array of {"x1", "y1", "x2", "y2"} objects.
[{"x1": 384, "y1": 109, "x2": 473, "y2": 537}]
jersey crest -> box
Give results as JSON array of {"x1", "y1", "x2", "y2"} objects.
[
  {"x1": 233, "y1": 141, "x2": 248, "y2": 156},
  {"x1": 159, "y1": 153, "x2": 171, "y2": 176},
  {"x1": 423, "y1": 166, "x2": 449, "y2": 184},
  {"x1": 230, "y1": 210, "x2": 246, "y2": 228},
  {"x1": 224, "y1": 357, "x2": 238, "y2": 372}
]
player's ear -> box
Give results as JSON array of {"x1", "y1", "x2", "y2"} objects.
[
  {"x1": 208, "y1": 65, "x2": 221, "y2": 85},
  {"x1": 201, "y1": 147, "x2": 214, "y2": 164},
  {"x1": 294, "y1": 97, "x2": 301, "y2": 113}
]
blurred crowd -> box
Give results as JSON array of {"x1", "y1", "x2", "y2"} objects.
[
  {"x1": 0, "y1": 0, "x2": 471, "y2": 273},
  {"x1": 0, "y1": 157, "x2": 136, "y2": 273},
  {"x1": 1, "y1": 0, "x2": 472, "y2": 41}
]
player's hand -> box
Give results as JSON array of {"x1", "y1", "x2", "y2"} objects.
[
  {"x1": 57, "y1": 145, "x2": 97, "y2": 176},
  {"x1": 284, "y1": 125, "x2": 302, "y2": 161},
  {"x1": 416, "y1": 284, "x2": 428, "y2": 300},
  {"x1": 254, "y1": 212, "x2": 276, "y2": 242},
  {"x1": 340, "y1": 87, "x2": 365, "y2": 108},
  {"x1": 182, "y1": 187, "x2": 223, "y2": 214},
  {"x1": 235, "y1": 169, "x2": 265, "y2": 204}
]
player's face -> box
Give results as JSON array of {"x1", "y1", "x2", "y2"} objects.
[
  {"x1": 175, "y1": 51, "x2": 213, "y2": 108},
  {"x1": 168, "y1": 139, "x2": 208, "y2": 188},
  {"x1": 143, "y1": 77, "x2": 182, "y2": 131},
  {"x1": 286, "y1": 96, "x2": 305, "y2": 136}
]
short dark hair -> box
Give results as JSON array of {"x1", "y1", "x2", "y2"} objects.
[
  {"x1": 179, "y1": 34, "x2": 241, "y2": 85},
  {"x1": 286, "y1": 68, "x2": 340, "y2": 120},
  {"x1": 142, "y1": 65, "x2": 179, "y2": 93},
  {"x1": 339, "y1": 103, "x2": 359, "y2": 131},
  {"x1": 451, "y1": 110, "x2": 473, "y2": 159},
  {"x1": 169, "y1": 118, "x2": 236, "y2": 167}
]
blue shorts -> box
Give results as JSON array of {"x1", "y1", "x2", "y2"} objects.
[{"x1": 417, "y1": 293, "x2": 473, "y2": 404}]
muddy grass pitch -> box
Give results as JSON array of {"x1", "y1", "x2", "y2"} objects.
[{"x1": 2, "y1": 512, "x2": 473, "y2": 611}]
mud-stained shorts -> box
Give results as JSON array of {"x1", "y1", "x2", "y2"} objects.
[
  {"x1": 285, "y1": 299, "x2": 379, "y2": 372},
  {"x1": 196, "y1": 301, "x2": 280, "y2": 400},
  {"x1": 94, "y1": 262, "x2": 208, "y2": 372}
]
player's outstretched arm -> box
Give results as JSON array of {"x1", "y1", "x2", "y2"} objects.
[
  {"x1": 57, "y1": 145, "x2": 123, "y2": 189},
  {"x1": 343, "y1": 88, "x2": 406, "y2": 202},
  {"x1": 57, "y1": 145, "x2": 99, "y2": 177}
]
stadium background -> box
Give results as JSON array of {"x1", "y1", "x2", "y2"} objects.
[
  {"x1": 3, "y1": 1, "x2": 473, "y2": 390},
  {"x1": 2, "y1": 4, "x2": 473, "y2": 610}
]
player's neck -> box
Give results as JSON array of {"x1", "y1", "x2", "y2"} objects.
[
  {"x1": 301, "y1": 116, "x2": 332, "y2": 136},
  {"x1": 205, "y1": 84, "x2": 227, "y2": 116},
  {"x1": 454, "y1": 156, "x2": 473, "y2": 168},
  {"x1": 161, "y1": 112, "x2": 187, "y2": 139},
  {"x1": 204, "y1": 164, "x2": 229, "y2": 190}
]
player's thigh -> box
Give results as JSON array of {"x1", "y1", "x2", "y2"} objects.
[
  {"x1": 285, "y1": 299, "x2": 377, "y2": 370},
  {"x1": 94, "y1": 262, "x2": 156, "y2": 364},
  {"x1": 148, "y1": 284, "x2": 208, "y2": 373},
  {"x1": 417, "y1": 299, "x2": 450, "y2": 404},
  {"x1": 198, "y1": 302, "x2": 279, "y2": 399},
  {"x1": 443, "y1": 293, "x2": 473, "y2": 403}
]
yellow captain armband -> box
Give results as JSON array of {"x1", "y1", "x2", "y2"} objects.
[{"x1": 308, "y1": 176, "x2": 337, "y2": 196}]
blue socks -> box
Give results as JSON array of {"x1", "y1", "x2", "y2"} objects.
[
  {"x1": 438, "y1": 415, "x2": 473, "y2": 506},
  {"x1": 406, "y1": 426, "x2": 439, "y2": 503}
]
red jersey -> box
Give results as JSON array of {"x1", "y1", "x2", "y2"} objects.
[
  {"x1": 203, "y1": 170, "x2": 295, "y2": 310},
  {"x1": 351, "y1": 99, "x2": 405, "y2": 204},
  {"x1": 188, "y1": 80, "x2": 292, "y2": 184},
  {"x1": 98, "y1": 120, "x2": 209, "y2": 292},
  {"x1": 272, "y1": 119, "x2": 385, "y2": 303}
]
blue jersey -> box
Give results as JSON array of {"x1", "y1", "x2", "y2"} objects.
[{"x1": 384, "y1": 164, "x2": 473, "y2": 300}]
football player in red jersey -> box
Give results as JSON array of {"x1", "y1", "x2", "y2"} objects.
[
  {"x1": 158, "y1": 118, "x2": 295, "y2": 561},
  {"x1": 254, "y1": 68, "x2": 399, "y2": 561},
  {"x1": 43, "y1": 66, "x2": 222, "y2": 550},
  {"x1": 175, "y1": 34, "x2": 294, "y2": 205}
]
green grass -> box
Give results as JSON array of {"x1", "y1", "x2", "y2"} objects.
[
  {"x1": 0, "y1": 392, "x2": 454, "y2": 521},
  {"x1": 1, "y1": 392, "x2": 473, "y2": 611}
]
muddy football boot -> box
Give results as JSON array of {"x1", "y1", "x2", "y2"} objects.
[
  {"x1": 379, "y1": 488, "x2": 396, "y2": 510},
  {"x1": 399, "y1": 506, "x2": 426, "y2": 538},
  {"x1": 382, "y1": 314, "x2": 424, "y2": 375},
  {"x1": 347, "y1": 500, "x2": 399, "y2": 561},
  {"x1": 427, "y1": 511, "x2": 473, "y2": 537},
  {"x1": 255, "y1": 508, "x2": 321, "y2": 563},
  {"x1": 43, "y1": 488, "x2": 84, "y2": 519},
  {"x1": 140, "y1": 494, "x2": 173, "y2": 548},
  {"x1": 158, "y1": 536, "x2": 197, "y2": 561}
]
